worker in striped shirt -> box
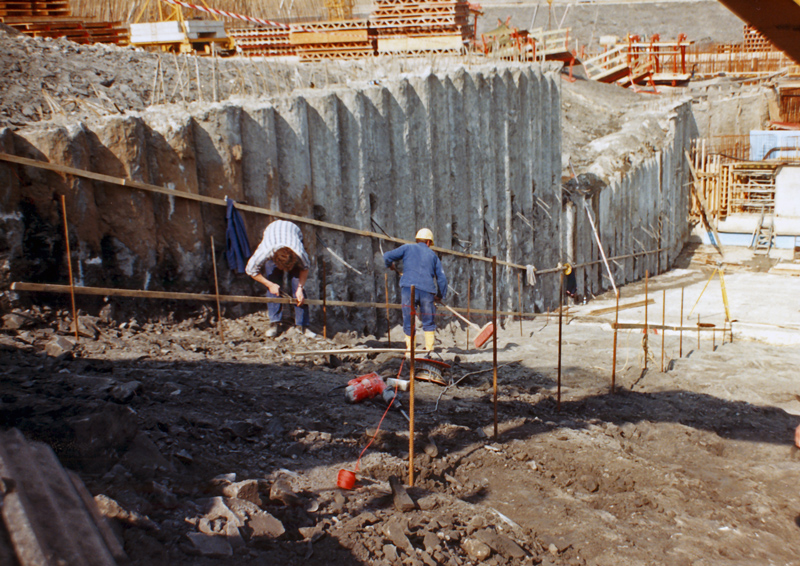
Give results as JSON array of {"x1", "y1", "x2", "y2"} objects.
[{"x1": 246, "y1": 220, "x2": 315, "y2": 338}]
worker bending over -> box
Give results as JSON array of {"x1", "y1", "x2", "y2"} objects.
[
  {"x1": 383, "y1": 228, "x2": 448, "y2": 355},
  {"x1": 246, "y1": 220, "x2": 315, "y2": 338}
]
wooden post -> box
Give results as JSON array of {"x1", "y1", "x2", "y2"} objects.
[
  {"x1": 517, "y1": 271, "x2": 523, "y2": 337},
  {"x1": 60, "y1": 195, "x2": 79, "y2": 342},
  {"x1": 322, "y1": 261, "x2": 327, "y2": 339},
  {"x1": 210, "y1": 236, "x2": 224, "y2": 340},
  {"x1": 661, "y1": 289, "x2": 665, "y2": 372},
  {"x1": 384, "y1": 272, "x2": 391, "y2": 346},
  {"x1": 612, "y1": 289, "x2": 619, "y2": 393},
  {"x1": 492, "y1": 257, "x2": 498, "y2": 439},
  {"x1": 408, "y1": 285, "x2": 416, "y2": 486}
]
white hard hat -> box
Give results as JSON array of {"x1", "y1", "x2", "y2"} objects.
[{"x1": 415, "y1": 228, "x2": 434, "y2": 243}]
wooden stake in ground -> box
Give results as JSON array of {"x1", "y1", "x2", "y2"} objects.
[
  {"x1": 492, "y1": 256, "x2": 498, "y2": 439},
  {"x1": 60, "y1": 195, "x2": 79, "y2": 342},
  {"x1": 408, "y1": 285, "x2": 416, "y2": 487},
  {"x1": 210, "y1": 236, "x2": 224, "y2": 340}
]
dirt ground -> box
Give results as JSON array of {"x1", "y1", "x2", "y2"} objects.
[{"x1": 4, "y1": 243, "x2": 800, "y2": 565}]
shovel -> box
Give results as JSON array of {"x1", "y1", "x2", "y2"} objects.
[{"x1": 440, "y1": 303, "x2": 495, "y2": 349}]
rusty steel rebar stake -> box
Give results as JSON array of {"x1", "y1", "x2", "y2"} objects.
[
  {"x1": 661, "y1": 289, "x2": 666, "y2": 372},
  {"x1": 612, "y1": 289, "x2": 619, "y2": 393},
  {"x1": 492, "y1": 257, "x2": 498, "y2": 440},
  {"x1": 466, "y1": 274, "x2": 471, "y2": 350},
  {"x1": 517, "y1": 271, "x2": 523, "y2": 337},
  {"x1": 210, "y1": 236, "x2": 224, "y2": 340},
  {"x1": 408, "y1": 285, "x2": 416, "y2": 487},
  {"x1": 644, "y1": 270, "x2": 649, "y2": 370},
  {"x1": 384, "y1": 272, "x2": 391, "y2": 345},
  {"x1": 322, "y1": 261, "x2": 327, "y2": 339},
  {"x1": 557, "y1": 267, "x2": 563, "y2": 412},
  {"x1": 680, "y1": 287, "x2": 684, "y2": 357},
  {"x1": 60, "y1": 195, "x2": 79, "y2": 342}
]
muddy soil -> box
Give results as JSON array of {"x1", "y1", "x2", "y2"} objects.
[{"x1": 3, "y1": 247, "x2": 800, "y2": 565}]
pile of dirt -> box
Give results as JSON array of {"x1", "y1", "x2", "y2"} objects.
[{"x1": 4, "y1": 249, "x2": 800, "y2": 565}]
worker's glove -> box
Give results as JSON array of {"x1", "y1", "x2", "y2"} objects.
[
  {"x1": 434, "y1": 295, "x2": 442, "y2": 303},
  {"x1": 388, "y1": 263, "x2": 396, "y2": 272}
]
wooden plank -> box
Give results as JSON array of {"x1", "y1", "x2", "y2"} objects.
[
  {"x1": 587, "y1": 298, "x2": 655, "y2": 316},
  {"x1": 378, "y1": 34, "x2": 462, "y2": 52},
  {"x1": 613, "y1": 322, "x2": 719, "y2": 331},
  {"x1": 289, "y1": 29, "x2": 368, "y2": 45},
  {"x1": 10, "y1": 281, "x2": 534, "y2": 318}
]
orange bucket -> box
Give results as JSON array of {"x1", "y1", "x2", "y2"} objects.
[{"x1": 337, "y1": 469, "x2": 356, "y2": 490}]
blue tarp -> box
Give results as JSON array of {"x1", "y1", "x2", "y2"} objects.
[{"x1": 225, "y1": 198, "x2": 251, "y2": 273}]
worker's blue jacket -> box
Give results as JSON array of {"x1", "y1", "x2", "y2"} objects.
[{"x1": 384, "y1": 242, "x2": 447, "y2": 299}]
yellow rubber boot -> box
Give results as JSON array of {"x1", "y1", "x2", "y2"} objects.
[{"x1": 424, "y1": 331, "x2": 435, "y2": 355}]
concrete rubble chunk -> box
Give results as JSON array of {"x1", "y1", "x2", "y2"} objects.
[
  {"x1": 94, "y1": 493, "x2": 158, "y2": 530},
  {"x1": 389, "y1": 475, "x2": 416, "y2": 512},
  {"x1": 0, "y1": 428, "x2": 125, "y2": 565},
  {"x1": 119, "y1": 431, "x2": 174, "y2": 481},
  {"x1": 475, "y1": 528, "x2": 527, "y2": 558},
  {"x1": 462, "y1": 537, "x2": 492, "y2": 560},
  {"x1": 269, "y1": 477, "x2": 301, "y2": 506},
  {"x1": 109, "y1": 380, "x2": 142, "y2": 403},
  {"x1": 222, "y1": 480, "x2": 262, "y2": 506},
  {"x1": 423, "y1": 530, "x2": 440, "y2": 552},
  {"x1": 45, "y1": 334, "x2": 75, "y2": 357},
  {"x1": 186, "y1": 532, "x2": 233, "y2": 557},
  {"x1": 202, "y1": 496, "x2": 285, "y2": 539}
]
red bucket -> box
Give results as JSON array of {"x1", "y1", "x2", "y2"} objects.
[{"x1": 337, "y1": 469, "x2": 356, "y2": 490}]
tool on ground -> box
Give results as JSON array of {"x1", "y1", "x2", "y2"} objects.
[
  {"x1": 338, "y1": 362, "x2": 407, "y2": 490},
  {"x1": 412, "y1": 358, "x2": 450, "y2": 386},
  {"x1": 440, "y1": 302, "x2": 495, "y2": 348},
  {"x1": 344, "y1": 372, "x2": 386, "y2": 403}
]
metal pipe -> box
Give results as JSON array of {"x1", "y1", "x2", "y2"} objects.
[
  {"x1": 210, "y1": 236, "x2": 224, "y2": 340},
  {"x1": 493, "y1": 257, "x2": 498, "y2": 439},
  {"x1": 409, "y1": 285, "x2": 416, "y2": 487},
  {"x1": 612, "y1": 289, "x2": 619, "y2": 393},
  {"x1": 384, "y1": 272, "x2": 390, "y2": 345},
  {"x1": 60, "y1": 195, "x2": 79, "y2": 342}
]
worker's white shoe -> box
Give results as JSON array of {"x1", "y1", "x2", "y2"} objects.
[
  {"x1": 300, "y1": 327, "x2": 317, "y2": 338},
  {"x1": 265, "y1": 324, "x2": 281, "y2": 338}
]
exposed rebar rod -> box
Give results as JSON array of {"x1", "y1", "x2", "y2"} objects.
[
  {"x1": 384, "y1": 272, "x2": 390, "y2": 345},
  {"x1": 558, "y1": 268, "x2": 563, "y2": 412},
  {"x1": 210, "y1": 236, "x2": 224, "y2": 341},
  {"x1": 409, "y1": 285, "x2": 416, "y2": 487},
  {"x1": 679, "y1": 287, "x2": 684, "y2": 357},
  {"x1": 661, "y1": 289, "x2": 665, "y2": 372},
  {"x1": 492, "y1": 257, "x2": 498, "y2": 440},
  {"x1": 612, "y1": 289, "x2": 619, "y2": 393},
  {"x1": 60, "y1": 195, "x2": 79, "y2": 342}
]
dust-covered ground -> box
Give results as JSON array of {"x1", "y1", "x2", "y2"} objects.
[{"x1": 4, "y1": 245, "x2": 800, "y2": 565}]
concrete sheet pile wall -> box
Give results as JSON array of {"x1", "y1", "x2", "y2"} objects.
[
  {"x1": 0, "y1": 61, "x2": 693, "y2": 335},
  {"x1": 568, "y1": 101, "x2": 693, "y2": 301}
]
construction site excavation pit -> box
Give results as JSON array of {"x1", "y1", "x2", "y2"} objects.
[{"x1": 3, "y1": 18, "x2": 800, "y2": 566}]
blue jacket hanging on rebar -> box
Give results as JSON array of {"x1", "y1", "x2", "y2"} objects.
[{"x1": 225, "y1": 198, "x2": 251, "y2": 273}]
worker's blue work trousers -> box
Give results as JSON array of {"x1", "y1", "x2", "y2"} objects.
[
  {"x1": 264, "y1": 260, "x2": 309, "y2": 327},
  {"x1": 401, "y1": 287, "x2": 436, "y2": 335}
]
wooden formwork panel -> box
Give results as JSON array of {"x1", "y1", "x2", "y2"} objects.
[
  {"x1": 290, "y1": 29, "x2": 369, "y2": 45},
  {"x1": 377, "y1": 33, "x2": 463, "y2": 52}
]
